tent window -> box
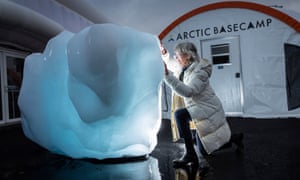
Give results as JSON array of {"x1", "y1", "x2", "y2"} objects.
[
  {"x1": 211, "y1": 43, "x2": 230, "y2": 65},
  {"x1": 285, "y1": 43, "x2": 300, "y2": 110}
]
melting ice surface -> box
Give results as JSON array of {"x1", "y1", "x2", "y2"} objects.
[{"x1": 18, "y1": 24, "x2": 164, "y2": 160}]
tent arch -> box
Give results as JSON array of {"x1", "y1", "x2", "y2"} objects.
[{"x1": 159, "y1": 1, "x2": 300, "y2": 40}]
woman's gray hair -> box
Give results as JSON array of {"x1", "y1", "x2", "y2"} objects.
[{"x1": 174, "y1": 42, "x2": 200, "y2": 62}]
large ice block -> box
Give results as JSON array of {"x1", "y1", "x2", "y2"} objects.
[{"x1": 18, "y1": 24, "x2": 164, "y2": 160}]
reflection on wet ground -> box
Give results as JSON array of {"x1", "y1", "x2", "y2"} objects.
[
  {"x1": 1, "y1": 117, "x2": 300, "y2": 179},
  {"x1": 28, "y1": 156, "x2": 161, "y2": 180},
  {"x1": 174, "y1": 165, "x2": 205, "y2": 180}
]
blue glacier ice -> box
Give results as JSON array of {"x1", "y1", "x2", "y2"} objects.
[{"x1": 18, "y1": 24, "x2": 164, "y2": 160}]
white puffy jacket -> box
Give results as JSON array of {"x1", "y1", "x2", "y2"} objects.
[{"x1": 164, "y1": 57, "x2": 231, "y2": 154}]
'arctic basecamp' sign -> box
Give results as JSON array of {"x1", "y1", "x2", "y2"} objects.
[{"x1": 171, "y1": 18, "x2": 272, "y2": 41}]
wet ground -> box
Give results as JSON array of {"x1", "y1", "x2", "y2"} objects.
[{"x1": 0, "y1": 117, "x2": 300, "y2": 180}]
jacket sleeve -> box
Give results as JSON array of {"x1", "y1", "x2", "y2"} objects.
[{"x1": 164, "y1": 66, "x2": 210, "y2": 98}]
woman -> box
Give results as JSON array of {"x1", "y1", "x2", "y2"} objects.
[{"x1": 161, "y1": 42, "x2": 243, "y2": 168}]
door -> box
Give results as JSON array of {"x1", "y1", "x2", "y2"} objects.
[
  {"x1": 201, "y1": 36, "x2": 243, "y2": 115},
  {"x1": 0, "y1": 51, "x2": 26, "y2": 126}
]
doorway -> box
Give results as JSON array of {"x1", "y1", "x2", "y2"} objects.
[
  {"x1": 200, "y1": 36, "x2": 243, "y2": 115},
  {"x1": 0, "y1": 50, "x2": 26, "y2": 126}
]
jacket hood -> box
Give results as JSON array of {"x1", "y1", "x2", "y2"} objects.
[{"x1": 198, "y1": 58, "x2": 212, "y2": 77}]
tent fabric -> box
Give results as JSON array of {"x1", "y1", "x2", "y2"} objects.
[
  {"x1": 159, "y1": 1, "x2": 300, "y2": 118},
  {"x1": 159, "y1": 1, "x2": 300, "y2": 40}
]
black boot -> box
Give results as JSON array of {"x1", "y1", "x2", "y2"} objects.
[
  {"x1": 231, "y1": 133, "x2": 244, "y2": 152},
  {"x1": 173, "y1": 149, "x2": 198, "y2": 168}
]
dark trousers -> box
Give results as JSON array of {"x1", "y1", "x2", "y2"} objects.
[
  {"x1": 175, "y1": 108, "x2": 243, "y2": 157},
  {"x1": 174, "y1": 108, "x2": 207, "y2": 156}
]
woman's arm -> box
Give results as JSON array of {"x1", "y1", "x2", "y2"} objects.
[
  {"x1": 160, "y1": 44, "x2": 182, "y2": 75},
  {"x1": 164, "y1": 67, "x2": 209, "y2": 98}
]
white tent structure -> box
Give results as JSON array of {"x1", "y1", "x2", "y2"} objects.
[{"x1": 160, "y1": 1, "x2": 300, "y2": 118}]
